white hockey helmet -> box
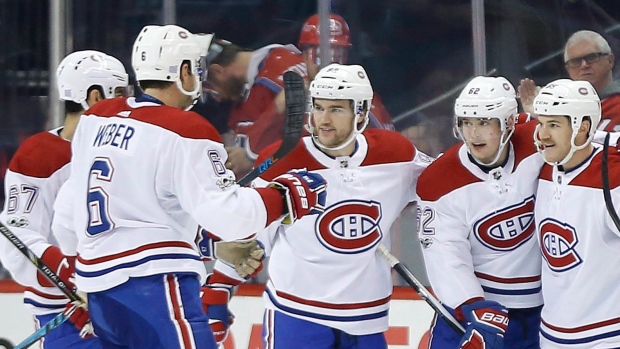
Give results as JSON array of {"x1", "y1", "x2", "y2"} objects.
[
  {"x1": 56, "y1": 50, "x2": 129, "y2": 110},
  {"x1": 533, "y1": 79, "x2": 601, "y2": 166},
  {"x1": 454, "y1": 76, "x2": 518, "y2": 165},
  {"x1": 307, "y1": 63, "x2": 373, "y2": 150},
  {"x1": 132, "y1": 25, "x2": 206, "y2": 108}
]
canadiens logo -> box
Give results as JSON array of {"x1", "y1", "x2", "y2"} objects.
[
  {"x1": 539, "y1": 218, "x2": 582, "y2": 272},
  {"x1": 473, "y1": 196, "x2": 536, "y2": 251},
  {"x1": 315, "y1": 200, "x2": 383, "y2": 254}
]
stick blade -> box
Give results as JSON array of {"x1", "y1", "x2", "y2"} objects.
[
  {"x1": 277, "y1": 71, "x2": 306, "y2": 155},
  {"x1": 237, "y1": 71, "x2": 306, "y2": 186}
]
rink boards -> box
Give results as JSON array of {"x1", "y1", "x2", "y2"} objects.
[{"x1": 0, "y1": 281, "x2": 434, "y2": 349}]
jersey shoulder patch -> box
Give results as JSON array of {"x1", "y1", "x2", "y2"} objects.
[
  {"x1": 9, "y1": 132, "x2": 70, "y2": 178},
  {"x1": 361, "y1": 129, "x2": 415, "y2": 166},
  {"x1": 89, "y1": 98, "x2": 222, "y2": 142},
  {"x1": 417, "y1": 144, "x2": 479, "y2": 201}
]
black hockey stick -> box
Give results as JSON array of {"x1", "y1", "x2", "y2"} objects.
[
  {"x1": 0, "y1": 221, "x2": 84, "y2": 348},
  {"x1": 237, "y1": 71, "x2": 306, "y2": 186},
  {"x1": 602, "y1": 133, "x2": 620, "y2": 231},
  {"x1": 376, "y1": 244, "x2": 466, "y2": 336}
]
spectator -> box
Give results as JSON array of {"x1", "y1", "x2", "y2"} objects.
[
  {"x1": 298, "y1": 13, "x2": 394, "y2": 130},
  {"x1": 520, "y1": 30, "x2": 620, "y2": 131}
]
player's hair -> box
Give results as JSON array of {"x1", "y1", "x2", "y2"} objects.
[
  {"x1": 564, "y1": 30, "x2": 612, "y2": 61},
  {"x1": 209, "y1": 40, "x2": 251, "y2": 67},
  {"x1": 65, "y1": 85, "x2": 105, "y2": 113}
]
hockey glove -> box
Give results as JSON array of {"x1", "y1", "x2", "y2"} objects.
[
  {"x1": 63, "y1": 300, "x2": 95, "y2": 338},
  {"x1": 195, "y1": 228, "x2": 265, "y2": 278},
  {"x1": 458, "y1": 300, "x2": 509, "y2": 349},
  {"x1": 269, "y1": 169, "x2": 326, "y2": 224},
  {"x1": 37, "y1": 245, "x2": 76, "y2": 290},
  {"x1": 201, "y1": 271, "x2": 239, "y2": 344}
]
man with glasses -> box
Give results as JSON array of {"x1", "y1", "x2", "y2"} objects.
[{"x1": 520, "y1": 30, "x2": 620, "y2": 131}]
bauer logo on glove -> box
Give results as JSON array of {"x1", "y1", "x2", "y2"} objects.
[{"x1": 269, "y1": 169, "x2": 327, "y2": 224}]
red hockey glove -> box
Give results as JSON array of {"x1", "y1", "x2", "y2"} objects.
[
  {"x1": 458, "y1": 300, "x2": 509, "y2": 349},
  {"x1": 269, "y1": 170, "x2": 326, "y2": 224},
  {"x1": 37, "y1": 245, "x2": 76, "y2": 290},
  {"x1": 63, "y1": 301, "x2": 94, "y2": 338},
  {"x1": 201, "y1": 271, "x2": 241, "y2": 344}
]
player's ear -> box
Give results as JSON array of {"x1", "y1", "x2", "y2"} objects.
[{"x1": 86, "y1": 87, "x2": 103, "y2": 107}]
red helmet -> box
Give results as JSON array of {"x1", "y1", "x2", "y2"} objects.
[{"x1": 298, "y1": 14, "x2": 352, "y2": 48}]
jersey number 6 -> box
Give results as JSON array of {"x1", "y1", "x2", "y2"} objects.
[{"x1": 87, "y1": 157, "x2": 115, "y2": 235}]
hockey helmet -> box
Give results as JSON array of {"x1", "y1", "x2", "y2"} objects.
[
  {"x1": 307, "y1": 63, "x2": 373, "y2": 150},
  {"x1": 57, "y1": 50, "x2": 129, "y2": 110},
  {"x1": 533, "y1": 79, "x2": 601, "y2": 165},
  {"x1": 132, "y1": 25, "x2": 205, "y2": 108},
  {"x1": 454, "y1": 76, "x2": 518, "y2": 165}
]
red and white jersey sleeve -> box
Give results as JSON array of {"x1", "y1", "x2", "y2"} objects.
[
  {"x1": 598, "y1": 94, "x2": 620, "y2": 132},
  {"x1": 251, "y1": 129, "x2": 430, "y2": 335},
  {"x1": 536, "y1": 146, "x2": 620, "y2": 348},
  {"x1": 417, "y1": 121, "x2": 544, "y2": 310},
  {"x1": 66, "y1": 97, "x2": 284, "y2": 293},
  {"x1": 0, "y1": 130, "x2": 72, "y2": 314},
  {"x1": 228, "y1": 45, "x2": 307, "y2": 158}
]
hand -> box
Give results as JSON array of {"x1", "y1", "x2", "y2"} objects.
[
  {"x1": 517, "y1": 78, "x2": 541, "y2": 116},
  {"x1": 269, "y1": 169, "x2": 327, "y2": 224},
  {"x1": 38, "y1": 245, "x2": 76, "y2": 290},
  {"x1": 225, "y1": 146, "x2": 255, "y2": 178},
  {"x1": 195, "y1": 228, "x2": 265, "y2": 278},
  {"x1": 215, "y1": 240, "x2": 265, "y2": 278},
  {"x1": 458, "y1": 300, "x2": 509, "y2": 349},
  {"x1": 201, "y1": 272, "x2": 239, "y2": 344},
  {"x1": 63, "y1": 301, "x2": 95, "y2": 338}
]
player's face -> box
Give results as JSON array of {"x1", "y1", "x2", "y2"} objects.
[
  {"x1": 536, "y1": 115, "x2": 574, "y2": 163},
  {"x1": 460, "y1": 117, "x2": 503, "y2": 164},
  {"x1": 565, "y1": 40, "x2": 614, "y2": 91},
  {"x1": 312, "y1": 98, "x2": 355, "y2": 149},
  {"x1": 206, "y1": 65, "x2": 246, "y2": 103},
  {"x1": 304, "y1": 45, "x2": 349, "y2": 80}
]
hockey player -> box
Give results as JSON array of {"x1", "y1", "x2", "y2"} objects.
[
  {"x1": 520, "y1": 30, "x2": 620, "y2": 131},
  {"x1": 533, "y1": 79, "x2": 620, "y2": 348},
  {"x1": 298, "y1": 13, "x2": 394, "y2": 130},
  {"x1": 52, "y1": 24, "x2": 326, "y2": 349},
  {"x1": 206, "y1": 63, "x2": 430, "y2": 348},
  {"x1": 417, "y1": 76, "x2": 543, "y2": 349},
  {"x1": 0, "y1": 50, "x2": 129, "y2": 348},
  {"x1": 204, "y1": 36, "x2": 308, "y2": 178}
]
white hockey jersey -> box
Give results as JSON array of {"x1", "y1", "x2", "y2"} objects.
[
  {"x1": 0, "y1": 129, "x2": 72, "y2": 315},
  {"x1": 417, "y1": 121, "x2": 544, "y2": 310},
  {"x1": 57, "y1": 96, "x2": 285, "y2": 293},
  {"x1": 536, "y1": 144, "x2": 620, "y2": 348},
  {"x1": 252, "y1": 129, "x2": 430, "y2": 335}
]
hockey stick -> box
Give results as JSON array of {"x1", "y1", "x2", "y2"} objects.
[
  {"x1": 13, "y1": 308, "x2": 74, "y2": 349},
  {"x1": 0, "y1": 221, "x2": 85, "y2": 347},
  {"x1": 376, "y1": 244, "x2": 466, "y2": 336},
  {"x1": 602, "y1": 133, "x2": 620, "y2": 231},
  {"x1": 0, "y1": 221, "x2": 83, "y2": 302},
  {"x1": 237, "y1": 71, "x2": 306, "y2": 186}
]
